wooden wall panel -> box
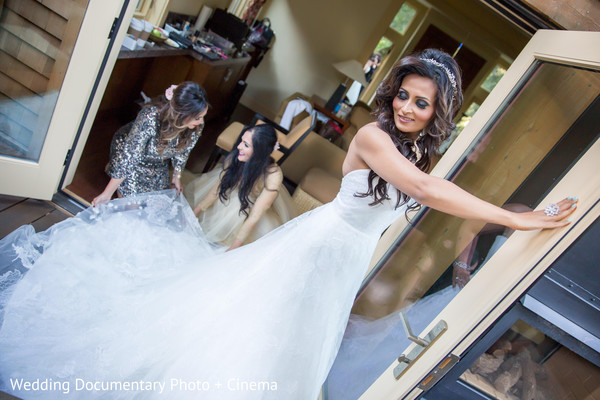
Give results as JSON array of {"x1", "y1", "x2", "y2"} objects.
[
  {"x1": 0, "y1": 51, "x2": 49, "y2": 94},
  {"x1": 6, "y1": 0, "x2": 68, "y2": 40},
  {"x1": 45, "y1": 0, "x2": 87, "y2": 92},
  {"x1": 1, "y1": 9, "x2": 60, "y2": 59},
  {"x1": 3, "y1": 33, "x2": 54, "y2": 78},
  {"x1": 0, "y1": 0, "x2": 87, "y2": 159},
  {"x1": 45, "y1": 9, "x2": 67, "y2": 39},
  {"x1": 38, "y1": 0, "x2": 73, "y2": 20},
  {"x1": 0, "y1": 72, "x2": 42, "y2": 114},
  {"x1": 523, "y1": 0, "x2": 600, "y2": 31}
]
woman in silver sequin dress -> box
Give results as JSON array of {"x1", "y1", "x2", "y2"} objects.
[{"x1": 92, "y1": 81, "x2": 209, "y2": 206}]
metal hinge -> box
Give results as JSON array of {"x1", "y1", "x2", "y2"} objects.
[
  {"x1": 418, "y1": 354, "x2": 460, "y2": 391},
  {"x1": 63, "y1": 148, "x2": 72, "y2": 166},
  {"x1": 108, "y1": 17, "x2": 119, "y2": 40}
]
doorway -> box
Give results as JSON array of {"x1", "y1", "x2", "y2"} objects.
[{"x1": 411, "y1": 25, "x2": 486, "y2": 91}]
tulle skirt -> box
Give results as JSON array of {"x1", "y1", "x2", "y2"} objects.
[{"x1": 0, "y1": 190, "x2": 377, "y2": 399}]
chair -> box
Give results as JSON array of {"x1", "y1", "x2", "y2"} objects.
[
  {"x1": 273, "y1": 92, "x2": 313, "y2": 129},
  {"x1": 285, "y1": 103, "x2": 374, "y2": 214},
  {"x1": 292, "y1": 167, "x2": 342, "y2": 214},
  {"x1": 202, "y1": 111, "x2": 317, "y2": 172}
]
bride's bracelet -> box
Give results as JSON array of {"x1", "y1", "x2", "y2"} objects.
[{"x1": 453, "y1": 261, "x2": 471, "y2": 271}]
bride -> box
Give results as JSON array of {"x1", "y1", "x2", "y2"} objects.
[{"x1": 0, "y1": 49, "x2": 576, "y2": 400}]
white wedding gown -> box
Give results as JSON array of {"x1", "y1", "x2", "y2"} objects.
[{"x1": 0, "y1": 169, "x2": 407, "y2": 399}]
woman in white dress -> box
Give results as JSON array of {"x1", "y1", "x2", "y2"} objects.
[
  {"x1": 184, "y1": 124, "x2": 297, "y2": 251},
  {"x1": 0, "y1": 49, "x2": 576, "y2": 400}
]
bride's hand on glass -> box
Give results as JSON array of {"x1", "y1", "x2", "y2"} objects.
[{"x1": 511, "y1": 197, "x2": 578, "y2": 231}]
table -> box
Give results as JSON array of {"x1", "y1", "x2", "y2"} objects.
[{"x1": 312, "y1": 103, "x2": 350, "y2": 133}]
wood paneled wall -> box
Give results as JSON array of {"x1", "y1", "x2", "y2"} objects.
[
  {"x1": 0, "y1": 0, "x2": 86, "y2": 159},
  {"x1": 524, "y1": 0, "x2": 600, "y2": 31}
]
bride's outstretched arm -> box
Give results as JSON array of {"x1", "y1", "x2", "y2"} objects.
[{"x1": 349, "y1": 125, "x2": 577, "y2": 231}]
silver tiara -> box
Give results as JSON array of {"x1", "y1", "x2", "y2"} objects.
[{"x1": 420, "y1": 57, "x2": 457, "y2": 95}]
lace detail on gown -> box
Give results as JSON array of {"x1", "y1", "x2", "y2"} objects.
[{"x1": 0, "y1": 170, "x2": 407, "y2": 400}]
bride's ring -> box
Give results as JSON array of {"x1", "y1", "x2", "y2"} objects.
[{"x1": 544, "y1": 203, "x2": 560, "y2": 217}]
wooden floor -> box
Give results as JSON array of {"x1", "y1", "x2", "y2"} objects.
[{"x1": 0, "y1": 194, "x2": 72, "y2": 239}]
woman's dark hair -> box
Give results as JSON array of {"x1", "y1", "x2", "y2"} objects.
[
  {"x1": 147, "y1": 81, "x2": 209, "y2": 153},
  {"x1": 219, "y1": 124, "x2": 278, "y2": 216},
  {"x1": 359, "y1": 48, "x2": 463, "y2": 212}
]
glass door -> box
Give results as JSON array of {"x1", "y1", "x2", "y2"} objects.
[
  {"x1": 322, "y1": 30, "x2": 600, "y2": 400},
  {"x1": 425, "y1": 210, "x2": 600, "y2": 400},
  {"x1": 0, "y1": 0, "x2": 135, "y2": 200}
]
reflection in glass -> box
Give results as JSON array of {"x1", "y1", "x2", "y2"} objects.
[
  {"x1": 324, "y1": 62, "x2": 600, "y2": 399},
  {"x1": 462, "y1": 320, "x2": 600, "y2": 400},
  {"x1": 0, "y1": 1, "x2": 89, "y2": 161}
]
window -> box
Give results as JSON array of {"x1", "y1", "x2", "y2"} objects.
[
  {"x1": 134, "y1": 0, "x2": 152, "y2": 17},
  {"x1": 374, "y1": 36, "x2": 394, "y2": 57},
  {"x1": 390, "y1": 3, "x2": 417, "y2": 35},
  {"x1": 439, "y1": 103, "x2": 480, "y2": 154},
  {"x1": 481, "y1": 65, "x2": 507, "y2": 92}
]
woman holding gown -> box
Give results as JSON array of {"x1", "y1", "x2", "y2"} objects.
[
  {"x1": 184, "y1": 124, "x2": 297, "y2": 251},
  {"x1": 0, "y1": 49, "x2": 577, "y2": 400},
  {"x1": 92, "y1": 81, "x2": 209, "y2": 205}
]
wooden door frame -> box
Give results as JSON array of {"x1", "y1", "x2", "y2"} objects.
[{"x1": 0, "y1": 0, "x2": 136, "y2": 200}]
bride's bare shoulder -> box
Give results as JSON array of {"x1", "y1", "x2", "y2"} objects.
[
  {"x1": 345, "y1": 123, "x2": 395, "y2": 172},
  {"x1": 353, "y1": 122, "x2": 394, "y2": 149}
]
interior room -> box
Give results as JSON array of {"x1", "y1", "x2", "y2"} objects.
[
  {"x1": 61, "y1": 0, "x2": 543, "y2": 206},
  {"x1": 0, "y1": 1, "x2": 598, "y2": 399}
]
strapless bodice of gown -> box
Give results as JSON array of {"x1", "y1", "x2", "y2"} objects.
[{"x1": 331, "y1": 169, "x2": 406, "y2": 234}]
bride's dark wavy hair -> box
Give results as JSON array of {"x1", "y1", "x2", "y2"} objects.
[
  {"x1": 146, "y1": 81, "x2": 209, "y2": 153},
  {"x1": 359, "y1": 48, "x2": 463, "y2": 212},
  {"x1": 219, "y1": 124, "x2": 278, "y2": 216}
]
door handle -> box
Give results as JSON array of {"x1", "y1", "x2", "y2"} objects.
[{"x1": 393, "y1": 313, "x2": 448, "y2": 379}]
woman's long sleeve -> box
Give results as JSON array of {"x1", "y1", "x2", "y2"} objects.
[
  {"x1": 171, "y1": 128, "x2": 202, "y2": 173},
  {"x1": 107, "y1": 107, "x2": 158, "y2": 179}
]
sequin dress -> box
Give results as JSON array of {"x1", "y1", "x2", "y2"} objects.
[{"x1": 107, "y1": 106, "x2": 202, "y2": 197}]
